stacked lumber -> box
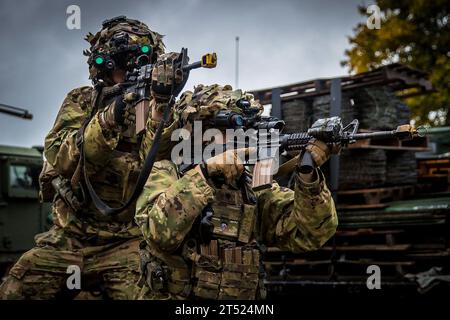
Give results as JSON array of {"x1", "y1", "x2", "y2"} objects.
[
  {"x1": 279, "y1": 85, "x2": 424, "y2": 194},
  {"x1": 417, "y1": 157, "x2": 450, "y2": 182},
  {"x1": 281, "y1": 99, "x2": 312, "y2": 133},
  {"x1": 259, "y1": 65, "x2": 447, "y2": 297},
  {"x1": 351, "y1": 86, "x2": 401, "y2": 130},
  {"x1": 337, "y1": 185, "x2": 415, "y2": 210},
  {"x1": 337, "y1": 149, "x2": 387, "y2": 189},
  {"x1": 312, "y1": 93, "x2": 355, "y2": 126},
  {"x1": 386, "y1": 151, "x2": 418, "y2": 186},
  {"x1": 264, "y1": 198, "x2": 450, "y2": 296}
]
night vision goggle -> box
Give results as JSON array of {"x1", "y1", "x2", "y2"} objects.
[{"x1": 92, "y1": 32, "x2": 154, "y2": 70}]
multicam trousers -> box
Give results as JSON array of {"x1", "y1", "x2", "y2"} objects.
[{"x1": 0, "y1": 226, "x2": 141, "y2": 300}]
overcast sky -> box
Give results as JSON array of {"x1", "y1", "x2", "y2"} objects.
[{"x1": 0, "y1": 0, "x2": 369, "y2": 147}]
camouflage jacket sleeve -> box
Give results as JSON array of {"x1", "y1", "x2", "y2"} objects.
[
  {"x1": 135, "y1": 162, "x2": 215, "y2": 252},
  {"x1": 139, "y1": 100, "x2": 180, "y2": 163},
  {"x1": 45, "y1": 88, "x2": 178, "y2": 176},
  {"x1": 44, "y1": 86, "x2": 94, "y2": 177},
  {"x1": 84, "y1": 98, "x2": 179, "y2": 166},
  {"x1": 82, "y1": 110, "x2": 120, "y2": 165},
  {"x1": 256, "y1": 169, "x2": 338, "y2": 252},
  {"x1": 45, "y1": 86, "x2": 124, "y2": 173}
]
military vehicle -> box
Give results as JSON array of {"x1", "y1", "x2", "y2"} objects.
[{"x1": 0, "y1": 103, "x2": 51, "y2": 277}]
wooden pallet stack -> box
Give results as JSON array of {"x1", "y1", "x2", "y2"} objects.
[
  {"x1": 252, "y1": 64, "x2": 449, "y2": 297},
  {"x1": 415, "y1": 127, "x2": 450, "y2": 194},
  {"x1": 264, "y1": 198, "x2": 450, "y2": 296},
  {"x1": 417, "y1": 156, "x2": 450, "y2": 194},
  {"x1": 335, "y1": 131, "x2": 429, "y2": 209},
  {"x1": 326, "y1": 86, "x2": 430, "y2": 209}
]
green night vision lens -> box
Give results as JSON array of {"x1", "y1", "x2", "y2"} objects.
[
  {"x1": 95, "y1": 56, "x2": 104, "y2": 65},
  {"x1": 141, "y1": 45, "x2": 151, "y2": 53}
]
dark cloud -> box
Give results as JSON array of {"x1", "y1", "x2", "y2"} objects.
[{"x1": 0, "y1": 0, "x2": 365, "y2": 147}]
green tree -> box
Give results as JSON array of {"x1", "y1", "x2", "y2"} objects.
[{"x1": 342, "y1": 0, "x2": 449, "y2": 126}]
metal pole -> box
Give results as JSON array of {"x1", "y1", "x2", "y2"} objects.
[
  {"x1": 329, "y1": 78, "x2": 342, "y2": 202},
  {"x1": 329, "y1": 77, "x2": 342, "y2": 277},
  {"x1": 235, "y1": 36, "x2": 239, "y2": 89},
  {"x1": 271, "y1": 88, "x2": 282, "y2": 120}
]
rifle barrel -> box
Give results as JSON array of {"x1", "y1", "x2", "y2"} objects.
[
  {"x1": 282, "y1": 129, "x2": 400, "y2": 151},
  {"x1": 351, "y1": 130, "x2": 396, "y2": 140},
  {"x1": 183, "y1": 53, "x2": 217, "y2": 71},
  {"x1": 0, "y1": 103, "x2": 33, "y2": 120},
  {"x1": 182, "y1": 61, "x2": 202, "y2": 71}
]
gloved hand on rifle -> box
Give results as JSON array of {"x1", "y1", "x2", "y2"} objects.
[
  {"x1": 151, "y1": 52, "x2": 186, "y2": 106},
  {"x1": 296, "y1": 139, "x2": 340, "y2": 183},
  {"x1": 98, "y1": 94, "x2": 138, "y2": 131},
  {"x1": 305, "y1": 139, "x2": 341, "y2": 167},
  {"x1": 197, "y1": 148, "x2": 256, "y2": 187}
]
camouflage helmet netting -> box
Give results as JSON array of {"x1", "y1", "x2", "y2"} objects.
[
  {"x1": 84, "y1": 16, "x2": 165, "y2": 82},
  {"x1": 176, "y1": 84, "x2": 264, "y2": 130}
]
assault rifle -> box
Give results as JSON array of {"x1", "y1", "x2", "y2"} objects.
[
  {"x1": 126, "y1": 48, "x2": 217, "y2": 134},
  {"x1": 211, "y1": 104, "x2": 425, "y2": 190},
  {"x1": 99, "y1": 48, "x2": 217, "y2": 135}
]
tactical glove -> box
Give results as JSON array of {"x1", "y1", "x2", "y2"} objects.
[
  {"x1": 203, "y1": 148, "x2": 254, "y2": 186},
  {"x1": 99, "y1": 95, "x2": 136, "y2": 131},
  {"x1": 151, "y1": 52, "x2": 185, "y2": 105},
  {"x1": 304, "y1": 138, "x2": 341, "y2": 167}
]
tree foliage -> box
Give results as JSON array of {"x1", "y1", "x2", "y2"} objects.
[{"x1": 342, "y1": 0, "x2": 449, "y2": 126}]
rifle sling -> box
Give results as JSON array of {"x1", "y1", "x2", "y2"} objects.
[
  {"x1": 273, "y1": 154, "x2": 300, "y2": 180},
  {"x1": 79, "y1": 99, "x2": 173, "y2": 216}
]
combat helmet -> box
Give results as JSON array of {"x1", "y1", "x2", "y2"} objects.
[
  {"x1": 176, "y1": 84, "x2": 264, "y2": 131},
  {"x1": 84, "y1": 16, "x2": 165, "y2": 84}
]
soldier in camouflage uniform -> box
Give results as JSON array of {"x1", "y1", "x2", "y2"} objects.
[
  {"x1": 0, "y1": 16, "x2": 183, "y2": 299},
  {"x1": 135, "y1": 84, "x2": 339, "y2": 299}
]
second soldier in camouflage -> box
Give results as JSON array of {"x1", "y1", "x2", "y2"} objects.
[{"x1": 135, "y1": 84, "x2": 338, "y2": 300}]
